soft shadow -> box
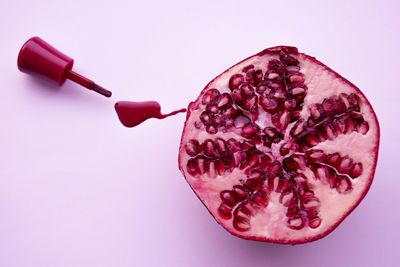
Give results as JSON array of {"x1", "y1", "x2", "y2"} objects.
[{"x1": 20, "y1": 74, "x2": 112, "y2": 106}]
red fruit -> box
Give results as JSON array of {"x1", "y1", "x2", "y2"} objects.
[{"x1": 178, "y1": 46, "x2": 379, "y2": 244}]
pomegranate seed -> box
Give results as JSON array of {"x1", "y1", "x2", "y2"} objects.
[
  {"x1": 282, "y1": 157, "x2": 298, "y2": 172},
  {"x1": 290, "y1": 119, "x2": 306, "y2": 137},
  {"x1": 229, "y1": 74, "x2": 245, "y2": 90},
  {"x1": 321, "y1": 98, "x2": 337, "y2": 116},
  {"x1": 203, "y1": 139, "x2": 217, "y2": 157},
  {"x1": 200, "y1": 111, "x2": 212, "y2": 125},
  {"x1": 202, "y1": 88, "x2": 220, "y2": 105},
  {"x1": 233, "y1": 217, "x2": 250, "y2": 232},
  {"x1": 256, "y1": 84, "x2": 268, "y2": 94},
  {"x1": 280, "y1": 191, "x2": 294, "y2": 206},
  {"x1": 260, "y1": 96, "x2": 278, "y2": 113},
  {"x1": 280, "y1": 54, "x2": 299, "y2": 65},
  {"x1": 234, "y1": 115, "x2": 250, "y2": 128},
  {"x1": 357, "y1": 121, "x2": 369, "y2": 134},
  {"x1": 242, "y1": 65, "x2": 254, "y2": 73},
  {"x1": 252, "y1": 192, "x2": 269, "y2": 208},
  {"x1": 252, "y1": 70, "x2": 263, "y2": 86},
  {"x1": 267, "y1": 72, "x2": 279, "y2": 80},
  {"x1": 280, "y1": 143, "x2": 291, "y2": 156},
  {"x1": 336, "y1": 175, "x2": 352, "y2": 193},
  {"x1": 241, "y1": 123, "x2": 259, "y2": 138},
  {"x1": 220, "y1": 190, "x2": 236, "y2": 206},
  {"x1": 268, "y1": 59, "x2": 286, "y2": 75},
  {"x1": 232, "y1": 185, "x2": 248, "y2": 201},
  {"x1": 347, "y1": 93, "x2": 360, "y2": 111},
  {"x1": 305, "y1": 149, "x2": 326, "y2": 164},
  {"x1": 186, "y1": 159, "x2": 198, "y2": 175},
  {"x1": 288, "y1": 217, "x2": 305, "y2": 230},
  {"x1": 338, "y1": 156, "x2": 353, "y2": 174},
  {"x1": 215, "y1": 93, "x2": 233, "y2": 108},
  {"x1": 239, "y1": 83, "x2": 255, "y2": 96},
  {"x1": 288, "y1": 73, "x2": 304, "y2": 84},
  {"x1": 185, "y1": 139, "x2": 200, "y2": 156},
  {"x1": 206, "y1": 125, "x2": 217, "y2": 134},
  {"x1": 241, "y1": 95, "x2": 258, "y2": 110},
  {"x1": 309, "y1": 217, "x2": 322, "y2": 229},
  {"x1": 326, "y1": 153, "x2": 341, "y2": 168},
  {"x1": 218, "y1": 204, "x2": 233, "y2": 219},
  {"x1": 350, "y1": 162, "x2": 363, "y2": 179}
]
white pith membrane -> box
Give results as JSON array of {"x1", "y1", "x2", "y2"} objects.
[{"x1": 178, "y1": 47, "x2": 379, "y2": 244}]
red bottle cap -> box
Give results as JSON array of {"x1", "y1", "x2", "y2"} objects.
[{"x1": 17, "y1": 37, "x2": 112, "y2": 97}]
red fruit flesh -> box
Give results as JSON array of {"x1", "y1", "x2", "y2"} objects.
[{"x1": 178, "y1": 46, "x2": 379, "y2": 244}]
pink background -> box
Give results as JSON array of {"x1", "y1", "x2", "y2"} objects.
[{"x1": 0, "y1": 0, "x2": 398, "y2": 266}]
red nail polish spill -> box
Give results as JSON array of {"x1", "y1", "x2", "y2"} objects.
[{"x1": 114, "y1": 101, "x2": 187, "y2": 128}]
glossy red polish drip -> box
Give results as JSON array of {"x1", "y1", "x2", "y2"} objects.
[{"x1": 115, "y1": 101, "x2": 187, "y2": 128}]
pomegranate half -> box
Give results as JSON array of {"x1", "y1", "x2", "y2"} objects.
[{"x1": 178, "y1": 46, "x2": 379, "y2": 244}]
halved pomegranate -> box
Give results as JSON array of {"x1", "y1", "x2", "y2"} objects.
[{"x1": 178, "y1": 46, "x2": 379, "y2": 244}]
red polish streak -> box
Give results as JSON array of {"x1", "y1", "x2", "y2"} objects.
[{"x1": 115, "y1": 101, "x2": 187, "y2": 128}]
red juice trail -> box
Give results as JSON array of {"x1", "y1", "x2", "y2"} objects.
[{"x1": 114, "y1": 101, "x2": 187, "y2": 128}]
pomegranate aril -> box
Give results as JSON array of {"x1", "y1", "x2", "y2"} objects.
[
  {"x1": 256, "y1": 83, "x2": 268, "y2": 94},
  {"x1": 240, "y1": 83, "x2": 255, "y2": 96},
  {"x1": 268, "y1": 59, "x2": 286, "y2": 75},
  {"x1": 266, "y1": 72, "x2": 279, "y2": 80},
  {"x1": 347, "y1": 93, "x2": 360, "y2": 111},
  {"x1": 241, "y1": 95, "x2": 258, "y2": 111},
  {"x1": 218, "y1": 204, "x2": 233, "y2": 219},
  {"x1": 215, "y1": 138, "x2": 227, "y2": 155},
  {"x1": 202, "y1": 88, "x2": 220, "y2": 105},
  {"x1": 242, "y1": 65, "x2": 254, "y2": 73},
  {"x1": 302, "y1": 197, "x2": 320, "y2": 209},
  {"x1": 309, "y1": 217, "x2": 322, "y2": 229},
  {"x1": 229, "y1": 74, "x2": 245, "y2": 90},
  {"x1": 280, "y1": 54, "x2": 299, "y2": 65},
  {"x1": 321, "y1": 98, "x2": 337, "y2": 116},
  {"x1": 350, "y1": 162, "x2": 363, "y2": 178},
  {"x1": 305, "y1": 149, "x2": 326, "y2": 164},
  {"x1": 186, "y1": 159, "x2": 198, "y2": 176},
  {"x1": 282, "y1": 157, "x2": 299, "y2": 172},
  {"x1": 215, "y1": 93, "x2": 233, "y2": 108},
  {"x1": 185, "y1": 139, "x2": 200, "y2": 156},
  {"x1": 280, "y1": 143, "x2": 291, "y2": 156},
  {"x1": 203, "y1": 139, "x2": 217, "y2": 157},
  {"x1": 220, "y1": 190, "x2": 236, "y2": 206},
  {"x1": 232, "y1": 185, "x2": 248, "y2": 201},
  {"x1": 251, "y1": 69, "x2": 263, "y2": 86},
  {"x1": 233, "y1": 217, "x2": 250, "y2": 232},
  {"x1": 357, "y1": 121, "x2": 369, "y2": 134},
  {"x1": 234, "y1": 115, "x2": 250, "y2": 128},
  {"x1": 241, "y1": 123, "x2": 259, "y2": 138},
  {"x1": 288, "y1": 217, "x2": 305, "y2": 230},
  {"x1": 206, "y1": 125, "x2": 217, "y2": 134},
  {"x1": 338, "y1": 156, "x2": 353, "y2": 174},
  {"x1": 227, "y1": 138, "x2": 241, "y2": 152},
  {"x1": 327, "y1": 153, "x2": 341, "y2": 167},
  {"x1": 280, "y1": 191, "x2": 294, "y2": 206},
  {"x1": 288, "y1": 73, "x2": 304, "y2": 84},
  {"x1": 309, "y1": 104, "x2": 324, "y2": 122},
  {"x1": 200, "y1": 112, "x2": 212, "y2": 125},
  {"x1": 303, "y1": 133, "x2": 320, "y2": 146},
  {"x1": 276, "y1": 178, "x2": 290, "y2": 193},
  {"x1": 336, "y1": 175, "x2": 352, "y2": 193},
  {"x1": 252, "y1": 192, "x2": 269, "y2": 208},
  {"x1": 260, "y1": 96, "x2": 278, "y2": 113},
  {"x1": 290, "y1": 119, "x2": 305, "y2": 137}
]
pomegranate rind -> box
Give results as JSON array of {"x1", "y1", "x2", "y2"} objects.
[{"x1": 178, "y1": 46, "x2": 380, "y2": 244}]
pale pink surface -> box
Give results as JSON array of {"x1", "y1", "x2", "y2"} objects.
[{"x1": 0, "y1": 0, "x2": 398, "y2": 266}]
